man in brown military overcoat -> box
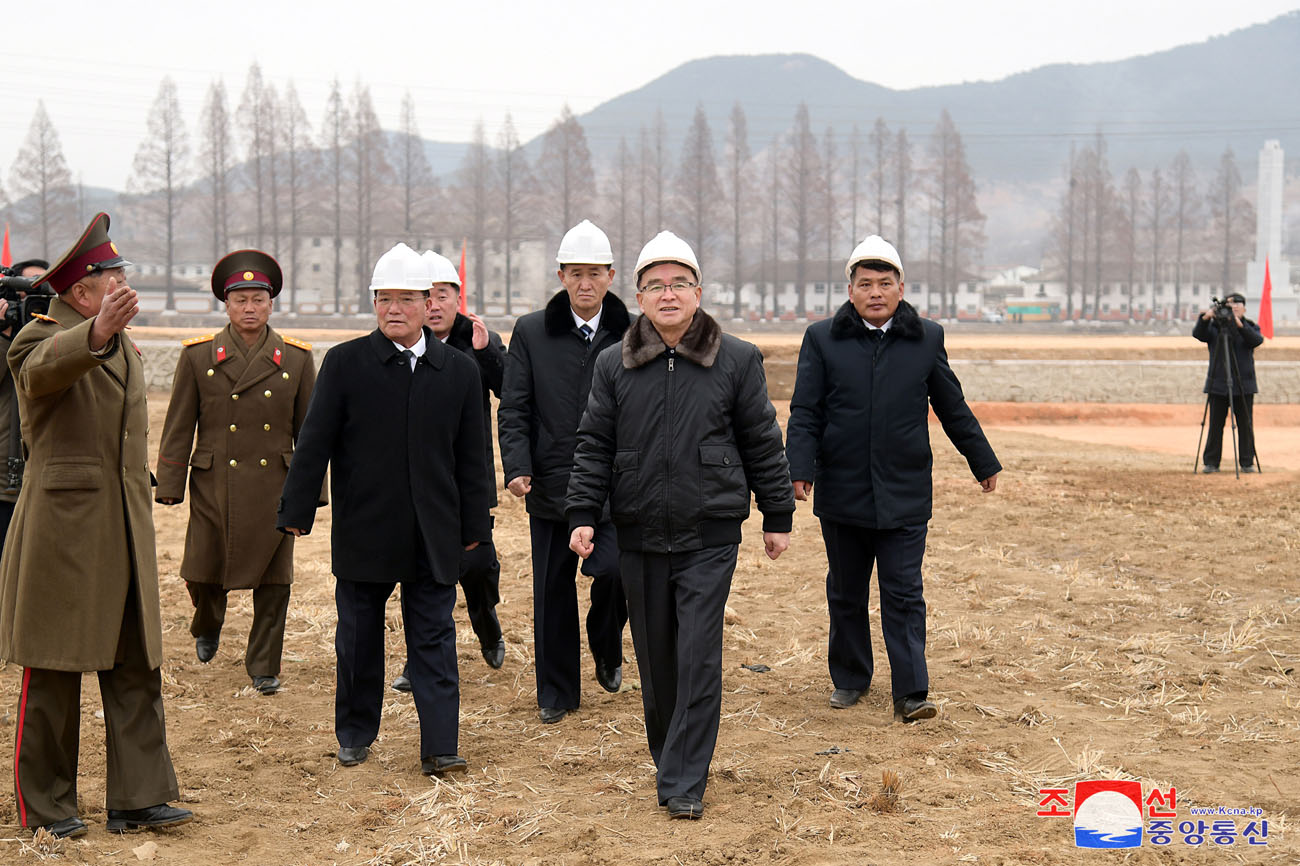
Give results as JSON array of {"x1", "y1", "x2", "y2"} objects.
[
  {"x1": 156, "y1": 250, "x2": 319, "y2": 695},
  {"x1": 0, "y1": 213, "x2": 191, "y2": 838}
]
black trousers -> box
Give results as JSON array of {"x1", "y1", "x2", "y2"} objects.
[
  {"x1": 187, "y1": 581, "x2": 291, "y2": 678},
  {"x1": 821, "y1": 519, "x2": 929, "y2": 701},
  {"x1": 621, "y1": 545, "x2": 737, "y2": 804},
  {"x1": 530, "y1": 517, "x2": 626, "y2": 711},
  {"x1": 1203, "y1": 392, "x2": 1255, "y2": 469},
  {"x1": 13, "y1": 581, "x2": 180, "y2": 827},
  {"x1": 335, "y1": 575, "x2": 458, "y2": 759}
]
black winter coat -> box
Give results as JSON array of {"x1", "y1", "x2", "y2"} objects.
[
  {"x1": 786, "y1": 300, "x2": 1001, "y2": 530},
  {"x1": 1192, "y1": 316, "x2": 1262, "y2": 395},
  {"x1": 498, "y1": 290, "x2": 630, "y2": 521},
  {"x1": 445, "y1": 313, "x2": 506, "y2": 507},
  {"x1": 277, "y1": 328, "x2": 492, "y2": 584},
  {"x1": 567, "y1": 310, "x2": 794, "y2": 554}
]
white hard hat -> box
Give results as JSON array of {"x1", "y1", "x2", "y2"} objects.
[
  {"x1": 556, "y1": 219, "x2": 614, "y2": 265},
  {"x1": 845, "y1": 235, "x2": 904, "y2": 283},
  {"x1": 370, "y1": 243, "x2": 430, "y2": 292},
  {"x1": 634, "y1": 231, "x2": 700, "y2": 284},
  {"x1": 421, "y1": 250, "x2": 461, "y2": 288}
]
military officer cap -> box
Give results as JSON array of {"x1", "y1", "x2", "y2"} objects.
[
  {"x1": 33, "y1": 212, "x2": 132, "y2": 295},
  {"x1": 212, "y1": 249, "x2": 283, "y2": 302}
]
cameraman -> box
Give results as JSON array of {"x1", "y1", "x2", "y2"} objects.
[
  {"x1": 1193, "y1": 292, "x2": 1262, "y2": 473},
  {"x1": 0, "y1": 258, "x2": 48, "y2": 550}
]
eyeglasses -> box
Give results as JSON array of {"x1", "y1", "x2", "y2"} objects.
[
  {"x1": 373, "y1": 293, "x2": 428, "y2": 308},
  {"x1": 640, "y1": 281, "x2": 698, "y2": 296}
]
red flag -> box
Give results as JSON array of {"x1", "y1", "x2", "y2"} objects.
[
  {"x1": 1258, "y1": 258, "x2": 1274, "y2": 339},
  {"x1": 457, "y1": 240, "x2": 468, "y2": 314},
  {"x1": 1, "y1": 224, "x2": 11, "y2": 268}
]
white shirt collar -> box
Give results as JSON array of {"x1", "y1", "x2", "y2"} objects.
[
  {"x1": 862, "y1": 316, "x2": 893, "y2": 332},
  {"x1": 391, "y1": 331, "x2": 427, "y2": 369},
  {"x1": 572, "y1": 308, "x2": 602, "y2": 333}
]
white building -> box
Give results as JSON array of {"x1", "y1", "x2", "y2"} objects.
[{"x1": 1244, "y1": 140, "x2": 1296, "y2": 324}]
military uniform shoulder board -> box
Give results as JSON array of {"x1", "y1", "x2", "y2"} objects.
[
  {"x1": 31, "y1": 312, "x2": 58, "y2": 324},
  {"x1": 182, "y1": 334, "x2": 216, "y2": 347},
  {"x1": 283, "y1": 336, "x2": 313, "y2": 351}
]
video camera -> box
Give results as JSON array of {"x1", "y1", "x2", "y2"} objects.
[
  {"x1": 1209, "y1": 297, "x2": 1238, "y2": 326},
  {"x1": 0, "y1": 266, "x2": 55, "y2": 332}
]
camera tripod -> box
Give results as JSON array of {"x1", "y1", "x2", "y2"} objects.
[{"x1": 1193, "y1": 317, "x2": 1261, "y2": 477}]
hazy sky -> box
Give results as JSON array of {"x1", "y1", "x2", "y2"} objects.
[{"x1": 2, "y1": 0, "x2": 1297, "y2": 189}]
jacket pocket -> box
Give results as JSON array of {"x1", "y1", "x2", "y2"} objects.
[
  {"x1": 699, "y1": 444, "x2": 748, "y2": 515},
  {"x1": 610, "y1": 450, "x2": 640, "y2": 519},
  {"x1": 42, "y1": 458, "x2": 103, "y2": 490},
  {"x1": 190, "y1": 451, "x2": 214, "y2": 470}
]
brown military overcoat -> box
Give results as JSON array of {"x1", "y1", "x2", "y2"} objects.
[
  {"x1": 0, "y1": 298, "x2": 162, "y2": 671},
  {"x1": 155, "y1": 324, "x2": 319, "y2": 590}
]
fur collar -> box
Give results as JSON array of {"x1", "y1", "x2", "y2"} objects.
[
  {"x1": 622, "y1": 309, "x2": 722, "y2": 369},
  {"x1": 829, "y1": 298, "x2": 924, "y2": 341},
  {"x1": 543, "y1": 289, "x2": 631, "y2": 338},
  {"x1": 446, "y1": 312, "x2": 474, "y2": 349}
]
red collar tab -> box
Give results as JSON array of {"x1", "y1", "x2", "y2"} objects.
[{"x1": 273, "y1": 347, "x2": 282, "y2": 366}]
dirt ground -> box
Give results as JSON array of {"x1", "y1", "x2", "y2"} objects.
[{"x1": 0, "y1": 337, "x2": 1296, "y2": 863}]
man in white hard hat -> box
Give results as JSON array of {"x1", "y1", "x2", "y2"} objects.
[
  {"x1": 278, "y1": 242, "x2": 492, "y2": 776},
  {"x1": 499, "y1": 220, "x2": 631, "y2": 724},
  {"x1": 391, "y1": 252, "x2": 508, "y2": 692},
  {"x1": 785, "y1": 235, "x2": 1001, "y2": 723},
  {"x1": 567, "y1": 231, "x2": 794, "y2": 820}
]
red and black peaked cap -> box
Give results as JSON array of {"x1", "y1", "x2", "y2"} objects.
[
  {"x1": 34, "y1": 212, "x2": 132, "y2": 295},
  {"x1": 211, "y1": 249, "x2": 283, "y2": 302}
]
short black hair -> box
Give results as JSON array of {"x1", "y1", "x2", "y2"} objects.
[
  {"x1": 1226, "y1": 293, "x2": 1246, "y2": 304},
  {"x1": 849, "y1": 260, "x2": 901, "y2": 283},
  {"x1": 10, "y1": 258, "x2": 49, "y2": 274}
]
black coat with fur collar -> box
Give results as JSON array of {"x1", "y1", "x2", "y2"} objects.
[
  {"x1": 499, "y1": 290, "x2": 631, "y2": 521},
  {"x1": 566, "y1": 310, "x2": 794, "y2": 553},
  {"x1": 786, "y1": 299, "x2": 1001, "y2": 529}
]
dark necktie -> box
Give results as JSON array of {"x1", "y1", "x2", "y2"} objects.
[
  {"x1": 579, "y1": 323, "x2": 594, "y2": 344},
  {"x1": 866, "y1": 329, "x2": 884, "y2": 343},
  {"x1": 401, "y1": 349, "x2": 415, "y2": 372}
]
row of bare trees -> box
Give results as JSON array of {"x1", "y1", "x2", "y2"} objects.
[
  {"x1": 4, "y1": 63, "x2": 1081, "y2": 321},
  {"x1": 1048, "y1": 133, "x2": 1255, "y2": 319}
]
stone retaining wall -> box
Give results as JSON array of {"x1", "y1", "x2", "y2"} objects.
[{"x1": 137, "y1": 342, "x2": 1300, "y2": 405}]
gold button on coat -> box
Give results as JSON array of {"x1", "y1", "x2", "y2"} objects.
[
  {"x1": 263, "y1": 390, "x2": 272, "y2": 398},
  {"x1": 229, "y1": 459, "x2": 238, "y2": 467},
  {"x1": 229, "y1": 424, "x2": 237, "y2": 432},
  {"x1": 282, "y1": 372, "x2": 289, "y2": 379},
  {"x1": 231, "y1": 394, "x2": 239, "y2": 401},
  {"x1": 260, "y1": 459, "x2": 268, "y2": 466},
  {"x1": 206, "y1": 369, "x2": 214, "y2": 376},
  {"x1": 263, "y1": 424, "x2": 271, "y2": 431}
]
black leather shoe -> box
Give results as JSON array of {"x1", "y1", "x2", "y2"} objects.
[
  {"x1": 830, "y1": 688, "x2": 863, "y2": 709},
  {"x1": 36, "y1": 816, "x2": 88, "y2": 839},
  {"x1": 252, "y1": 676, "x2": 280, "y2": 695},
  {"x1": 195, "y1": 634, "x2": 219, "y2": 663},
  {"x1": 893, "y1": 696, "x2": 938, "y2": 723},
  {"x1": 666, "y1": 797, "x2": 703, "y2": 819},
  {"x1": 391, "y1": 663, "x2": 412, "y2": 693},
  {"x1": 106, "y1": 804, "x2": 193, "y2": 833},
  {"x1": 337, "y1": 745, "x2": 369, "y2": 766},
  {"x1": 1202, "y1": 464, "x2": 1219, "y2": 474},
  {"x1": 481, "y1": 638, "x2": 505, "y2": 669},
  {"x1": 595, "y1": 658, "x2": 622, "y2": 693},
  {"x1": 421, "y1": 754, "x2": 468, "y2": 776},
  {"x1": 539, "y1": 706, "x2": 569, "y2": 724}
]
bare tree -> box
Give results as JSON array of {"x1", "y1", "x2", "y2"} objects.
[
  {"x1": 821, "y1": 125, "x2": 839, "y2": 291},
  {"x1": 393, "y1": 92, "x2": 437, "y2": 240},
  {"x1": 847, "y1": 124, "x2": 863, "y2": 243},
  {"x1": 536, "y1": 105, "x2": 596, "y2": 240},
  {"x1": 237, "y1": 63, "x2": 275, "y2": 248},
  {"x1": 927, "y1": 110, "x2": 984, "y2": 318},
  {"x1": 1146, "y1": 165, "x2": 1171, "y2": 316},
  {"x1": 782, "y1": 103, "x2": 821, "y2": 317},
  {"x1": 1169, "y1": 150, "x2": 1201, "y2": 319},
  {"x1": 868, "y1": 117, "x2": 890, "y2": 233},
  {"x1": 498, "y1": 114, "x2": 534, "y2": 313},
  {"x1": 1063, "y1": 144, "x2": 1077, "y2": 319},
  {"x1": 128, "y1": 76, "x2": 189, "y2": 300},
  {"x1": 673, "y1": 104, "x2": 721, "y2": 269},
  {"x1": 321, "y1": 79, "x2": 349, "y2": 311},
  {"x1": 198, "y1": 81, "x2": 234, "y2": 266},
  {"x1": 603, "y1": 136, "x2": 635, "y2": 299},
  {"x1": 348, "y1": 83, "x2": 390, "y2": 308},
  {"x1": 637, "y1": 125, "x2": 650, "y2": 247},
  {"x1": 278, "y1": 82, "x2": 314, "y2": 311},
  {"x1": 722, "y1": 102, "x2": 750, "y2": 319},
  {"x1": 8, "y1": 101, "x2": 74, "y2": 259},
  {"x1": 765, "y1": 138, "x2": 782, "y2": 317},
  {"x1": 894, "y1": 128, "x2": 911, "y2": 264},
  {"x1": 1122, "y1": 167, "x2": 1141, "y2": 318},
  {"x1": 652, "y1": 110, "x2": 668, "y2": 230},
  {"x1": 454, "y1": 119, "x2": 492, "y2": 314},
  {"x1": 1207, "y1": 147, "x2": 1255, "y2": 294},
  {"x1": 1086, "y1": 132, "x2": 1114, "y2": 319}
]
